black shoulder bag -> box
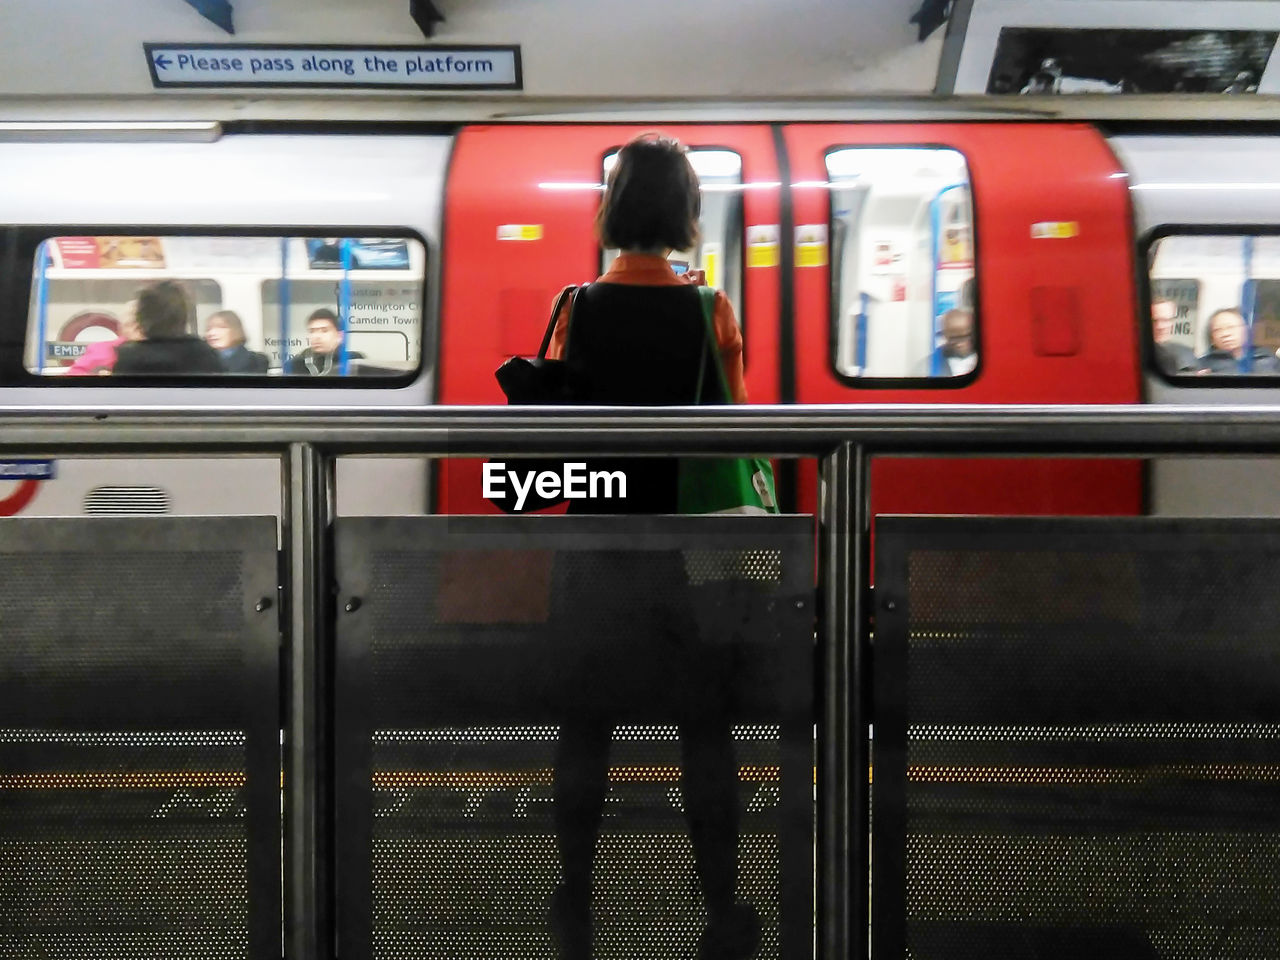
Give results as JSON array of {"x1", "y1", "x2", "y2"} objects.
[
  {"x1": 494, "y1": 284, "x2": 591, "y2": 405},
  {"x1": 488, "y1": 285, "x2": 592, "y2": 513}
]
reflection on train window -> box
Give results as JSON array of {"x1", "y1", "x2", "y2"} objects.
[
  {"x1": 24, "y1": 235, "x2": 426, "y2": 378},
  {"x1": 600, "y1": 148, "x2": 744, "y2": 340},
  {"x1": 826, "y1": 147, "x2": 976, "y2": 381},
  {"x1": 1148, "y1": 234, "x2": 1280, "y2": 377}
]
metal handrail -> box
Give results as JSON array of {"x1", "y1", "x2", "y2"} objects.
[{"x1": 1, "y1": 404, "x2": 1280, "y2": 454}]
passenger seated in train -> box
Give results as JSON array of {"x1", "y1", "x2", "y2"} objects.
[
  {"x1": 1151, "y1": 299, "x2": 1199, "y2": 375},
  {"x1": 203, "y1": 310, "x2": 269, "y2": 374},
  {"x1": 112, "y1": 281, "x2": 223, "y2": 376},
  {"x1": 1198, "y1": 307, "x2": 1279, "y2": 375},
  {"x1": 285, "y1": 308, "x2": 365, "y2": 376},
  {"x1": 913, "y1": 308, "x2": 976, "y2": 376}
]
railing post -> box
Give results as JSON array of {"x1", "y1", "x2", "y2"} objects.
[
  {"x1": 819, "y1": 442, "x2": 868, "y2": 959},
  {"x1": 284, "y1": 442, "x2": 331, "y2": 960}
]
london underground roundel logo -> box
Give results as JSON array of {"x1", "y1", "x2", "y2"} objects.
[
  {"x1": 0, "y1": 479, "x2": 40, "y2": 516},
  {"x1": 0, "y1": 461, "x2": 55, "y2": 515}
]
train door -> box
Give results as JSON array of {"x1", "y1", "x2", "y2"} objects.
[
  {"x1": 436, "y1": 124, "x2": 783, "y2": 514},
  {"x1": 1110, "y1": 135, "x2": 1280, "y2": 516},
  {"x1": 781, "y1": 123, "x2": 1143, "y2": 518}
]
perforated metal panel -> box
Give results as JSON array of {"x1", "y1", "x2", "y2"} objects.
[
  {"x1": 335, "y1": 516, "x2": 814, "y2": 960},
  {"x1": 874, "y1": 518, "x2": 1280, "y2": 960},
  {"x1": 0, "y1": 517, "x2": 281, "y2": 960}
]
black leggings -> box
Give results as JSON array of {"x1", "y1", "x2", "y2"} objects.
[{"x1": 550, "y1": 551, "x2": 741, "y2": 916}]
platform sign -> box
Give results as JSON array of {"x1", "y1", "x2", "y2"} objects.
[
  {"x1": 145, "y1": 43, "x2": 522, "y2": 90},
  {"x1": 46, "y1": 341, "x2": 89, "y2": 362},
  {"x1": 0, "y1": 460, "x2": 56, "y2": 481}
]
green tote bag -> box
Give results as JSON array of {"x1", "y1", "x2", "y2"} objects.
[{"x1": 677, "y1": 286, "x2": 779, "y2": 515}]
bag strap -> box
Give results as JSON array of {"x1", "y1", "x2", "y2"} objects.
[
  {"x1": 693, "y1": 285, "x2": 733, "y2": 405},
  {"x1": 693, "y1": 289, "x2": 710, "y2": 405},
  {"x1": 537, "y1": 284, "x2": 581, "y2": 360}
]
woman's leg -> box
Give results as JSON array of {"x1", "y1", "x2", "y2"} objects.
[
  {"x1": 679, "y1": 638, "x2": 760, "y2": 959},
  {"x1": 550, "y1": 716, "x2": 612, "y2": 960},
  {"x1": 554, "y1": 717, "x2": 612, "y2": 897},
  {"x1": 681, "y1": 712, "x2": 739, "y2": 919},
  {"x1": 683, "y1": 711, "x2": 761, "y2": 959}
]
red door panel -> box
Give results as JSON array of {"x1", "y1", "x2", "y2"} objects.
[
  {"x1": 438, "y1": 124, "x2": 782, "y2": 514},
  {"x1": 783, "y1": 123, "x2": 1142, "y2": 519}
]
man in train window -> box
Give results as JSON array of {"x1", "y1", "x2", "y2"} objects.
[
  {"x1": 1151, "y1": 298, "x2": 1198, "y2": 375},
  {"x1": 914, "y1": 308, "x2": 976, "y2": 377},
  {"x1": 1199, "y1": 307, "x2": 1279, "y2": 375},
  {"x1": 286, "y1": 307, "x2": 365, "y2": 376}
]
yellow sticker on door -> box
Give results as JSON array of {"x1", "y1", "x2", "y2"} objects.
[
  {"x1": 1030, "y1": 221, "x2": 1079, "y2": 239},
  {"x1": 795, "y1": 224, "x2": 828, "y2": 267},
  {"x1": 702, "y1": 242, "x2": 721, "y2": 289},
  {"x1": 497, "y1": 224, "x2": 544, "y2": 242},
  {"x1": 746, "y1": 225, "x2": 780, "y2": 268}
]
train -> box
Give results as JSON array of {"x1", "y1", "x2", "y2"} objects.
[
  {"x1": 2, "y1": 104, "x2": 1280, "y2": 522},
  {"x1": 3, "y1": 101, "x2": 1280, "y2": 960}
]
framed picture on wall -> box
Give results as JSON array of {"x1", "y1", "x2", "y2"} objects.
[{"x1": 936, "y1": 0, "x2": 1280, "y2": 94}]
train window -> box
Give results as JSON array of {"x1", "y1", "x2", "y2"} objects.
[
  {"x1": 600, "y1": 148, "x2": 744, "y2": 339},
  {"x1": 23, "y1": 234, "x2": 426, "y2": 379},
  {"x1": 1148, "y1": 233, "x2": 1280, "y2": 377},
  {"x1": 826, "y1": 147, "x2": 976, "y2": 382}
]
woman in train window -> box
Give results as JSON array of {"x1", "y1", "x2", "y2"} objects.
[
  {"x1": 543, "y1": 133, "x2": 758, "y2": 960},
  {"x1": 1198, "y1": 307, "x2": 1279, "y2": 375},
  {"x1": 203, "y1": 310, "x2": 269, "y2": 374}
]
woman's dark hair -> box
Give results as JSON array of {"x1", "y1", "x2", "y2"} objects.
[
  {"x1": 135, "y1": 280, "x2": 192, "y2": 339},
  {"x1": 595, "y1": 133, "x2": 701, "y2": 252},
  {"x1": 206, "y1": 309, "x2": 247, "y2": 346}
]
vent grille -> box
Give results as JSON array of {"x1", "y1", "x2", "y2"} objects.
[{"x1": 83, "y1": 486, "x2": 170, "y2": 516}]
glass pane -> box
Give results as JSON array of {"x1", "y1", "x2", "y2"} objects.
[
  {"x1": 1149, "y1": 234, "x2": 1280, "y2": 376},
  {"x1": 600, "y1": 149, "x2": 744, "y2": 330},
  {"x1": 826, "y1": 147, "x2": 976, "y2": 380},
  {"x1": 25, "y1": 235, "x2": 425, "y2": 379}
]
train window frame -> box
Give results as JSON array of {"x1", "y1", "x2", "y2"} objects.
[
  {"x1": 2, "y1": 224, "x2": 430, "y2": 388},
  {"x1": 823, "y1": 142, "x2": 981, "y2": 390},
  {"x1": 1141, "y1": 224, "x2": 1280, "y2": 386},
  {"x1": 597, "y1": 144, "x2": 750, "y2": 376}
]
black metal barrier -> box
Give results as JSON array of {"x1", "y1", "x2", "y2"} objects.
[
  {"x1": 873, "y1": 518, "x2": 1280, "y2": 960},
  {"x1": 0, "y1": 517, "x2": 280, "y2": 960},
  {"x1": 4, "y1": 406, "x2": 1280, "y2": 960},
  {"x1": 333, "y1": 517, "x2": 814, "y2": 960}
]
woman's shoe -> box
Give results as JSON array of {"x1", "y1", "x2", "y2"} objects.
[
  {"x1": 548, "y1": 883, "x2": 593, "y2": 960},
  {"x1": 697, "y1": 901, "x2": 761, "y2": 960}
]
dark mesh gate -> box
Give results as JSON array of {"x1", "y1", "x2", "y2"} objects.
[
  {"x1": 335, "y1": 516, "x2": 814, "y2": 960},
  {"x1": 873, "y1": 518, "x2": 1280, "y2": 960},
  {"x1": 0, "y1": 517, "x2": 281, "y2": 960}
]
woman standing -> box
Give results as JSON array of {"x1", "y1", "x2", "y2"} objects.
[{"x1": 544, "y1": 133, "x2": 758, "y2": 960}]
